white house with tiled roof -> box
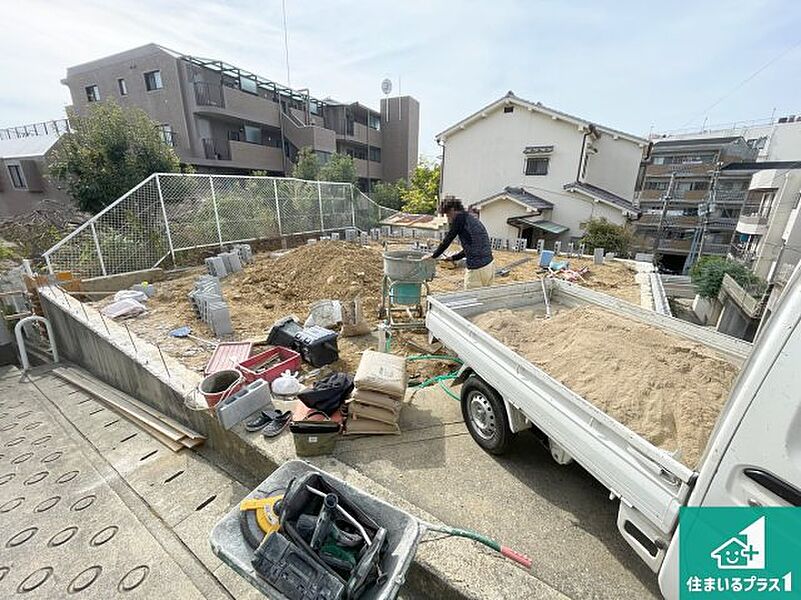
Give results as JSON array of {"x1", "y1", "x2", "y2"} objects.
[{"x1": 436, "y1": 92, "x2": 647, "y2": 245}]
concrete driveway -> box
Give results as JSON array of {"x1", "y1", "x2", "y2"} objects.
[{"x1": 334, "y1": 385, "x2": 661, "y2": 600}]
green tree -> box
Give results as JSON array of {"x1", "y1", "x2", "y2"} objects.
[
  {"x1": 580, "y1": 218, "x2": 633, "y2": 255},
  {"x1": 370, "y1": 179, "x2": 407, "y2": 210},
  {"x1": 400, "y1": 159, "x2": 440, "y2": 214},
  {"x1": 690, "y1": 256, "x2": 764, "y2": 298},
  {"x1": 291, "y1": 147, "x2": 320, "y2": 180},
  {"x1": 319, "y1": 152, "x2": 357, "y2": 184},
  {"x1": 47, "y1": 102, "x2": 182, "y2": 213}
]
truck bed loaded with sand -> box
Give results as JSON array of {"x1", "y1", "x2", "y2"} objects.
[{"x1": 426, "y1": 278, "x2": 753, "y2": 571}]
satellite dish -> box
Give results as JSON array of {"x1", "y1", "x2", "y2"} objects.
[{"x1": 381, "y1": 78, "x2": 392, "y2": 96}]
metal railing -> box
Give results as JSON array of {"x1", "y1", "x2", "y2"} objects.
[
  {"x1": 42, "y1": 174, "x2": 397, "y2": 277},
  {"x1": 193, "y1": 81, "x2": 224, "y2": 108},
  {"x1": 0, "y1": 118, "x2": 71, "y2": 140}
]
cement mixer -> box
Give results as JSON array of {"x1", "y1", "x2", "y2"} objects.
[{"x1": 379, "y1": 247, "x2": 436, "y2": 330}]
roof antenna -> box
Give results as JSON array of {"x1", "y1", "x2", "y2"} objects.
[{"x1": 282, "y1": 0, "x2": 291, "y2": 87}]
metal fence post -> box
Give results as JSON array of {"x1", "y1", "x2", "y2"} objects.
[
  {"x1": 273, "y1": 178, "x2": 283, "y2": 236},
  {"x1": 90, "y1": 222, "x2": 107, "y2": 276},
  {"x1": 155, "y1": 174, "x2": 176, "y2": 263},
  {"x1": 44, "y1": 253, "x2": 53, "y2": 274},
  {"x1": 317, "y1": 181, "x2": 325, "y2": 232},
  {"x1": 350, "y1": 185, "x2": 356, "y2": 228},
  {"x1": 209, "y1": 176, "x2": 224, "y2": 248}
]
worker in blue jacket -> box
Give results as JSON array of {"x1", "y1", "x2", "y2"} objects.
[{"x1": 425, "y1": 197, "x2": 495, "y2": 289}]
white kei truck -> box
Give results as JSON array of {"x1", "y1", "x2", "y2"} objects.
[{"x1": 425, "y1": 267, "x2": 801, "y2": 599}]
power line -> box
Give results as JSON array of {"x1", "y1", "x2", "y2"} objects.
[
  {"x1": 680, "y1": 37, "x2": 801, "y2": 129},
  {"x1": 282, "y1": 0, "x2": 291, "y2": 87}
]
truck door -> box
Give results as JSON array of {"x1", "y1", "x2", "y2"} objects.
[{"x1": 658, "y1": 269, "x2": 801, "y2": 598}]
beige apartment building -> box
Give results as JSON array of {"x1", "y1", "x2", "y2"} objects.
[{"x1": 63, "y1": 44, "x2": 419, "y2": 190}]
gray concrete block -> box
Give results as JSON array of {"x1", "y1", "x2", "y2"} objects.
[
  {"x1": 594, "y1": 247, "x2": 605, "y2": 264},
  {"x1": 208, "y1": 303, "x2": 233, "y2": 337},
  {"x1": 217, "y1": 379, "x2": 272, "y2": 430},
  {"x1": 219, "y1": 252, "x2": 242, "y2": 274},
  {"x1": 205, "y1": 256, "x2": 227, "y2": 278}
]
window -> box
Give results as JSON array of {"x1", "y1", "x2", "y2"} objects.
[
  {"x1": 503, "y1": 106, "x2": 514, "y2": 114},
  {"x1": 239, "y1": 76, "x2": 258, "y2": 95},
  {"x1": 144, "y1": 70, "x2": 163, "y2": 91},
  {"x1": 525, "y1": 157, "x2": 549, "y2": 176},
  {"x1": 117, "y1": 78, "x2": 128, "y2": 96},
  {"x1": 369, "y1": 147, "x2": 381, "y2": 162},
  {"x1": 644, "y1": 180, "x2": 669, "y2": 191},
  {"x1": 85, "y1": 85, "x2": 99, "y2": 102},
  {"x1": 244, "y1": 125, "x2": 261, "y2": 144},
  {"x1": 7, "y1": 165, "x2": 25, "y2": 189},
  {"x1": 157, "y1": 124, "x2": 175, "y2": 146},
  {"x1": 368, "y1": 113, "x2": 381, "y2": 130}
]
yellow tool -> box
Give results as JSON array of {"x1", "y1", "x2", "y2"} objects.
[{"x1": 239, "y1": 494, "x2": 283, "y2": 548}]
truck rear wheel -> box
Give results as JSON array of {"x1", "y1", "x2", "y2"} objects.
[{"x1": 461, "y1": 375, "x2": 511, "y2": 455}]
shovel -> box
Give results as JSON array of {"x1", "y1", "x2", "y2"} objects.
[{"x1": 169, "y1": 326, "x2": 216, "y2": 348}]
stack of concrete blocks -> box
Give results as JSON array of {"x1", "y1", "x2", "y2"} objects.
[
  {"x1": 381, "y1": 226, "x2": 391, "y2": 238},
  {"x1": 331, "y1": 232, "x2": 340, "y2": 241},
  {"x1": 344, "y1": 228, "x2": 357, "y2": 242},
  {"x1": 370, "y1": 228, "x2": 381, "y2": 240},
  {"x1": 219, "y1": 251, "x2": 243, "y2": 275},
  {"x1": 579, "y1": 243, "x2": 586, "y2": 256},
  {"x1": 188, "y1": 276, "x2": 233, "y2": 337},
  {"x1": 205, "y1": 256, "x2": 227, "y2": 279},
  {"x1": 307, "y1": 238, "x2": 318, "y2": 245},
  {"x1": 553, "y1": 241, "x2": 562, "y2": 255},
  {"x1": 567, "y1": 242, "x2": 575, "y2": 256},
  {"x1": 513, "y1": 238, "x2": 527, "y2": 252},
  {"x1": 232, "y1": 244, "x2": 253, "y2": 264},
  {"x1": 536, "y1": 239, "x2": 545, "y2": 254},
  {"x1": 359, "y1": 232, "x2": 370, "y2": 245}
]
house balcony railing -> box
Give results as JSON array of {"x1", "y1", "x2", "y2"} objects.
[
  {"x1": 0, "y1": 118, "x2": 71, "y2": 140},
  {"x1": 202, "y1": 137, "x2": 231, "y2": 161},
  {"x1": 714, "y1": 190, "x2": 747, "y2": 204},
  {"x1": 194, "y1": 81, "x2": 225, "y2": 108},
  {"x1": 729, "y1": 243, "x2": 757, "y2": 266},
  {"x1": 701, "y1": 242, "x2": 731, "y2": 255}
]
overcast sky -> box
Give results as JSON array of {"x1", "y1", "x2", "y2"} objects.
[{"x1": 2, "y1": 1, "x2": 800, "y2": 158}]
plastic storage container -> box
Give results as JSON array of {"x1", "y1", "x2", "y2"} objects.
[
  {"x1": 266, "y1": 317, "x2": 303, "y2": 348},
  {"x1": 209, "y1": 460, "x2": 425, "y2": 600},
  {"x1": 294, "y1": 326, "x2": 339, "y2": 367},
  {"x1": 238, "y1": 346, "x2": 301, "y2": 383}
]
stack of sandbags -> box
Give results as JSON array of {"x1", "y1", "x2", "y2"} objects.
[{"x1": 345, "y1": 350, "x2": 407, "y2": 435}]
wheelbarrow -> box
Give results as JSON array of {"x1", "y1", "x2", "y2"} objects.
[{"x1": 210, "y1": 460, "x2": 530, "y2": 599}]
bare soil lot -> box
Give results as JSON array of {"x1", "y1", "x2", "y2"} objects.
[{"x1": 93, "y1": 242, "x2": 641, "y2": 382}]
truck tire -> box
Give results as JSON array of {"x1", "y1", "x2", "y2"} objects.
[{"x1": 461, "y1": 375, "x2": 512, "y2": 455}]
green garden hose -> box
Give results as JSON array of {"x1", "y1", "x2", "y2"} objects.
[
  {"x1": 424, "y1": 523, "x2": 533, "y2": 569},
  {"x1": 407, "y1": 355, "x2": 462, "y2": 401}
]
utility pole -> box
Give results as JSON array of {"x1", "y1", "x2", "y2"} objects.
[
  {"x1": 652, "y1": 171, "x2": 676, "y2": 255},
  {"x1": 683, "y1": 162, "x2": 721, "y2": 274}
]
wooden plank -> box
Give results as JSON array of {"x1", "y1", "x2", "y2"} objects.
[
  {"x1": 57, "y1": 366, "x2": 204, "y2": 441},
  {"x1": 53, "y1": 369, "x2": 185, "y2": 442}
]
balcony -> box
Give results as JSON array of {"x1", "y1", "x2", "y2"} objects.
[
  {"x1": 229, "y1": 140, "x2": 283, "y2": 171},
  {"x1": 636, "y1": 214, "x2": 698, "y2": 228},
  {"x1": 730, "y1": 243, "x2": 757, "y2": 267},
  {"x1": 193, "y1": 82, "x2": 280, "y2": 126},
  {"x1": 202, "y1": 138, "x2": 231, "y2": 161},
  {"x1": 353, "y1": 158, "x2": 383, "y2": 180},
  {"x1": 706, "y1": 216, "x2": 739, "y2": 229},
  {"x1": 714, "y1": 190, "x2": 747, "y2": 204},
  {"x1": 735, "y1": 213, "x2": 769, "y2": 236},
  {"x1": 338, "y1": 122, "x2": 381, "y2": 146},
  {"x1": 644, "y1": 163, "x2": 713, "y2": 177},
  {"x1": 719, "y1": 273, "x2": 766, "y2": 319},
  {"x1": 657, "y1": 239, "x2": 693, "y2": 253},
  {"x1": 700, "y1": 242, "x2": 731, "y2": 256}
]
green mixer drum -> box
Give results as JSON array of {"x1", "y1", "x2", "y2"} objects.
[{"x1": 390, "y1": 282, "x2": 422, "y2": 305}]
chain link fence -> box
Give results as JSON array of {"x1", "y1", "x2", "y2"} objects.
[{"x1": 43, "y1": 174, "x2": 397, "y2": 277}]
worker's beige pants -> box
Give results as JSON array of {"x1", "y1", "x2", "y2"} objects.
[{"x1": 464, "y1": 261, "x2": 495, "y2": 289}]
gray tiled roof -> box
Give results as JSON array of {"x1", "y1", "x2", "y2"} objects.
[
  {"x1": 475, "y1": 186, "x2": 553, "y2": 211},
  {"x1": 562, "y1": 181, "x2": 637, "y2": 213}
]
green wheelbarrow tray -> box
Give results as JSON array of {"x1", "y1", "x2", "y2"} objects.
[{"x1": 209, "y1": 460, "x2": 426, "y2": 599}]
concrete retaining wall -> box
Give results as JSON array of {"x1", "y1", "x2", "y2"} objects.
[{"x1": 39, "y1": 286, "x2": 273, "y2": 480}]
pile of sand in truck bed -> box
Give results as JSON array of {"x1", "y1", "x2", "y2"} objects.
[{"x1": 471, "y1": 306, "x2": 740, "y2": 467}]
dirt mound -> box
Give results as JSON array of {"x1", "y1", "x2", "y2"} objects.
[
  {"x1": 472, "y1": 305, "x2": 739, "y2": 467},
  {"x1": 233, "y1": 241, "x2": 384, "y2": 308}
]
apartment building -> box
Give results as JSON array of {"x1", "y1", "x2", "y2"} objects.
[
  {"x1": 0, "y1": 119, "x2": 72, "y2": 217},
  {"x1": 631, "y1": 137, "x2": 758, "y2": 273},
  {"x1": 437, "y1": 92, "x2": 647, "y2": 246},
  {"x1": 62, "y1": 44, "x2": 419, "y2": 190}
]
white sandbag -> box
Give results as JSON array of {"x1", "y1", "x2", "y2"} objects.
[
  {"x1": 101, "y1": 299, "x2": 146, "y2": 319},
  {"x1": 353, "y1": 350, "x2": 407, "y2": 399}
]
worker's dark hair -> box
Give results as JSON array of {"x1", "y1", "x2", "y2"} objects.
[{"x1": 440, "y1": 196, "x2": 464, "y2": 214}]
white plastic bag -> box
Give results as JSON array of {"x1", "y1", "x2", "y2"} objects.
[
  {"x1": 101, "y1": 299, "x2": 146, "y2": 319},
  {"x1": 271, "y1": 370, "x2": 302, "y2": 396},
  {"x1": 304, "y1": 300, "x2": 342, "y2": 329},
  {"x1": 114, "y1": 289, "x2": 148, "y2": 303}
]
